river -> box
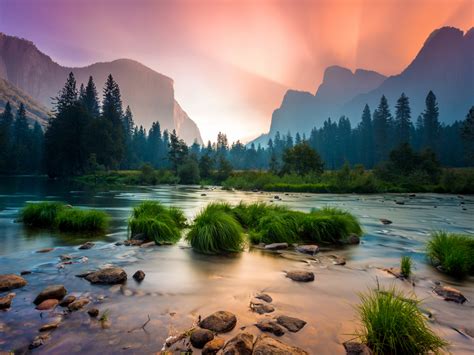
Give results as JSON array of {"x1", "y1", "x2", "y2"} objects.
[{"x1": 0, "y1": 176, "x2": 473, "y2": 354}]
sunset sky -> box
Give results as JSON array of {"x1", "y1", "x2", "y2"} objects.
[{"x1": 0, "y1": 0, "x2": 472, "y2": 142}]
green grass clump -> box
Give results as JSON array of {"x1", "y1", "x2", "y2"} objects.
[
  {"x1": 56, "y1": 209, "x2": 109, "y2": 232},
  {"x1": 427, "y1": 231, "x2": 474, "y2": 277},
  {"x1": 186, "y1": 203, "x2": 244, "y2": 254},
  {"x1": 400, "y1": 256, "x2": 412, "y2": 278},
  {"x1": 356, "y1": 286, "x2": 447, "y2": 354},
  {"x1": 254, "y1": 212, "x2": 302, "y2": 244},
  {"x1": 128, "y1": 201, "x2": 186, "y2": 244},
  {"x1": 20, "y1": 202, "x2": 66, "y2": 227}
]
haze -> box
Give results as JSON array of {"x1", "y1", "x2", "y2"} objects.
[{"x1": 1, "y1": 0, "x2": 472, "y2": 142}]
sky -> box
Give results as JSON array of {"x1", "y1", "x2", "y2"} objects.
[{"x1": 0, "y1": 0, "x2": 472, "y2": 142}]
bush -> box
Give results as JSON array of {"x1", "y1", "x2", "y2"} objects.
[
  {"x1": 186, "y1": 204, "x2": 243, "y2": 254},
  {"x1": 400, "y1": 256, "x2": 412, "y2": 278},
  {"x1": 254, "y1": 212, "x2": 302, "y2": 244},
  {"x1": 356, "y1": 286, "x2": 447, "y2": 354},
  {"x1": 56, "y1": 209, "x2": 109, "y2": 232},
  {"x1": 20, "y1": 202, "x2": 66, "y2": 227},
  {"x1": 427, "y1": 231, "x2": 474, "y2": 277}
]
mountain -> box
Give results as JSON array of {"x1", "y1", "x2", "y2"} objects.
[
  {"x1": 256, "y1": 26, "x2": 473, "y2": 146},
  {"x1": 0, "y1": 76, "x2": 49, "y2": 126},
  {"x1": 0, "y1": 33, "x2": 202, "y2": 144}
]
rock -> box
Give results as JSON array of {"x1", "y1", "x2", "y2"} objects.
[
  {"x1": 133, "y1": 270, "x2": 145, "y2": 282},
  {"x1": 201, "y1": 193, "x2": 207, "y2": 196},
  {"x1": 60, "y1": 254, "x2": 73, "y2": 261},
  {"x1": 131, "y1": 233, "x2": 146, "y2": 241},
  {"x1": 276, "y1": 315, "x2": 306, "y2": 332},
  {"x1": 222, "y1": 332, "x2": 254, "y2": 355},
  {"x1": 395, "y1": 201, "x2": 405, "y2": 205},
  {"x1": 256, "y1": 319, "x2": 285, "y2": 336},
  {"x1": 0, "y1": 274, "x2": 27, "y2": 291},
  {"x1": 250, "y1": 299, "x2": 275, "y2": 314},
  {"x1": 286, "y1": 270, "x2": 314, "y2": 282},
  {"x1": 331, "y1": 256, "x2": 346, "y2": 266},
  {"x1": 29, "y1": 333, "x2": 50, "y2": 349},
  {"x1": 0, "y1": 293, "x2": 15, "y2": 310},
  {"x1": 346, "y1": 234, "x2": 360, "y2": 245},
  {"x1": 200, "y1": 311, "x2": 237, "y2": 333},
  {"x1": 88, "y1": 308, "x2": 99, "y2": 317},
  {"x1": 36, "y1": 248, "x2": 54, "y2": 253},
  {"x1": 380, "y1": 218, "x2": 392, "y2": 225},
  {"x1": 39, "y1": 321, "x2": 60, "y2": 332},
  {"x1": 68, "y1": 298, "x2": 90, "y2": 311},
  {"x1": 296, "y1": 245, "x2": 319, "y2": 255},
  {"x1": 433, "y1": 285, "x2": 467, "y2": 304},
  {"x1": 253, "y1": 334, "x2": 308, "y2": 355},
  {"x1": 255, "y1": 293, "x2": 272, "y2": 303},
  {"x1": 36, "y1": 299, "x2": 59, "y2": 310},
  {"x1": 34, "y1": 285, "x2": 67, "y2": 305},
  {"x1": 264, "y1": 243, "x2": 288, "y2": 250},
  {"x1": 274, "y1": 195, "x2": 280, "y2": 199},
  {"x1": 190, "y1": 328, "x2": 215, "y2": 349},
  {"x1": 79, "y1": 242, "x2": 95, "y2": 250},
  {"x1": 20, "y1": 270, "x2": 32, "y2": 275},
  {"x1": 343, "y1": 341, "x2": 373, "y2": 354},
  {"x1": 115, "y1": 241, "x2": 123, "y2": 246},
  {"x1": 140, "y1": 241, "x2": 155, "y2": 248},
  {"x1": 202, "y1": 337, "x2": 225, "y2": 354},
  {"x1": 85, "y1": 267, "x2": 127, "y2": 284},
  {"x1": 124, "y1": 239, "x2": 144, "y2": 246},
  {"x1": 59, "y1": 295, "x2": 76, "y2": 307}
]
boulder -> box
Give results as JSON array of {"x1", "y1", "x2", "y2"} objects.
[
  {"x1": 202, "y1": 337, "x2": 225, "y2": 355},
  {"x1": 380, "y1": 219, "x2": 392, "y2": 225},
  {"x1": 0, "y1": 293, "x2": 15, "y2": 310},
  {"x1": 255, "y1": 293, "x2": 272, "y2": 303},
  {"x1": 222, "y1": 332, "x2": 254, "y2": 355},
  {"x1": 256, "y1": 319, "x2": 285, "y2": 336},
  {"x1": 253, "y1": 334, "x2": 308, "y2": 354},
  {"x1": 29, "y1": 334, "x2": 50, "y2": 349},
  {"x1": 433, "y1": 285, "x2": 467, "y2": 304},
  {"x1": 0, "y1": 274, "x2": 27, "y2": 291},
  {"x1": 85, "y1": 267, "x2": 127, "y2": 284},
  {"x1": 68, "y1": 298, "x2": 90, "y2": 311},
  {"x1": 296, "y1": 245, "x2": 319, "y2": 255},
  {"x1": 87, "y1": 308, "x2": 99, "y2": 317},
  {"x1": 200, "y1": 311, "x2": 237, "y2": 333},
  {"x1": 331, "y1": 256, "x2": 346, "y2": 266},
  {"x1": 343, "y1": 341, "x2": 373, "y2": 354},
  {"x1": 190, "y1": 328, "x2": 215, "y2": 349},
  {"x1": 250, "y1": 299, "x2": 275, "y2": 314},
  {"x1": 79, "y1": 242, "x2": 95, "y2": 250},
  {"x1": 34, "y1": 285, "x2": 67, "y2": 305},
  {"x1": 286, "y1": 271, "x2": 315, "y2": 282},
  {"x1": 36, "y1": 248, "x2": 54, "y2": 253},
  {"x1": 39, "y1": 321, "x2": 60, "y2": 332},
  {"x1": 133, "y1": 270, "x2": 146, "y2": 282},
  {"x1": 276, "y1": 315, "x2": 306, "y2": 332},
  {"x1": 20, "y1": 270, "x2": 32, "y2": 275},
  {"x1": 36, "y1": 299, "x2": 59, "y2": 310},
  {"x1": 264, "y1": 243, "x2": 288, "y2": 250},
  {"x1": 59, "y1": 295, "x2": 76, "y2": 307}
]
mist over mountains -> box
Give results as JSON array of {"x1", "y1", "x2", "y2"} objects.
[
  {"x1": 253, "y1": 26, "x2": 474, "y2": 146},
  {"x1": 0, "y1": 33, "x2": 202, "y2": 144}
]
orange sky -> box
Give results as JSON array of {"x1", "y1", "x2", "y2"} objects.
[{"x1": 1, "y1": 0, "x2": 473, "y2": 142}]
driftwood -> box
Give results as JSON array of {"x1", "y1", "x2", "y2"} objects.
[
  {"x1": 127, "y1": 314, "x2": 151, "y2": 333},
  {"x1": 164, "y1": 327, "x2": 195, "y2": 347}
]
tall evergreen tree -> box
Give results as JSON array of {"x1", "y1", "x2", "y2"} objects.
[
  {"x1": 373, "y1": 95, "x2": 392, "y2": 163},
  {"x1": 394, "y1": 93, "x2": 411, "y2": 145},
  {"x1": 0, "y1": 102, "x2": 14, "y2": 172},
  {"x1": 12, "y1": 103, "x2": 30, "y2": 172},
  {"x1": 82, "y1": 76, "x2": 100, "y2": 117},
  {"x1": 422, "y1": 90, "x2": 440, "y2": 152},
  {"x1": 54, "y1": 72, "x2": 78, "y2": 113},
  {"x1": 358, "y1": 104, "x2": 374, "y2": 167},
  {"x1": 461, "y1": 106, "x2": 474, "y2": 164}
]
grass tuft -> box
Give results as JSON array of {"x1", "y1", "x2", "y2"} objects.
[
  {"x1": 355, "y1": 286, "x2": 448, "y2": 354},
  {"x1": 400, "y1": 256, "x2": 412, "y2": 278},
  {"x1": 20, "y1": 202, "x2": 66, "y2": 228},
  {"x1": 56, "y1": 209, "x2": 109, "y2": 232},
  {"x1": 427, "y1": 231, "x2": 474, "y2": 277}
]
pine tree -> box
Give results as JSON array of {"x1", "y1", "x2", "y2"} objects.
[
  {"x1": 168, "y1": 129, "x2": 188, "y2": 174},
  {"x1": 12, "y1": 103, "x2": 30, "y2": 172},
  {"x1": 422, "y1": 90, "x2": 440, "y2": 152},
  {"x1": 373, "y1": 95, "x2": 392, "y2": 163},
  {"x1": 358, "y1": 104, "x2": 374, "y2": 168},
  {"x1": 394, "y1": 93, "x2": 411, "y2": 145},
  {"x1": 461, "y1": 106, "x2": 474, "y2": 164},
  {"x1": 54, "y1": 72, "x2": 78, "y2": 113},
  {"x1": 0, "y1": 102, "x2": 14, "y2": 172},
  {"x1": 82, "y1": 76, "x2": 100, "y2": 117}
]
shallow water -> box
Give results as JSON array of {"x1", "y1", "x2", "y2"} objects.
[{"x1": 0, "y1": 176, "x2": 473, "y2": 354}]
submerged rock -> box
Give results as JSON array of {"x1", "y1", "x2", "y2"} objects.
[
  {"x1": 264, "y1": 243, "x2": 288, "y2": 250},
  {"x1": 253, "y1": 334, "x2": 308, "y2": 354},
  {"x1": 202, "y1": 337, "x2": 225, "y2": 354},
  {"x1": 345, "y1": 234, "x2": 360, "y2": 245},
  {"x1": 380, "y1": 219, "x2": 392, "y2": 225},
  {"x1": 256, "y1": 319, "x2": 285, "y2": 336},
  {"x1": 29, "y1": 333, "x2": 50, "y2": 349},
  {"x1": 250, "y1": 299, "x2": 275, "y2": 314},
  {"x1": 276, "y1": 315, "x2": 306, "y2": 332},
  {"x1": 343, "y1": 341, "x2": 373, "y2": 354},
  {"x1": 20, "y1": 270, "x2": 32, "y2": 275},
  {"x1": 88, "y1": 308, "x2": 99, "y2": 317},
  {"x1": 433, "y1": 285, "x2": 467, "y2": 304},
  {"x1": 140, "y1": 241, "x2": 155, "y2": 248},
  {"x1": 133, "y1": 270, "x2": 146, "y2": 282},
  {"x1": 222, "y1": 332, "x2": 254, "y2": 355},
  {"x1": 200, "y1": 311, "x2": 237, "y2": 333},
  {"x1": 331, "y1": 256, "x2": 346, "y2": 266},
  {"x1": 79, "y1": 241, "x2": 95, "y2": 250},
  {"x1": 36, "y1": 299, "x2": 59, "y2": 310},
  {"x1": 0, "y1": 293, "x2": 15, "y2": 310},
  {"x1": 190, "y1": 328, "x2": 214, "y2": 349},
  {"x1": 255, "y1": 293, "x2": 272, "y2": 303},
  {"x1": 286, "y1": 270, "x2": 315, "y2": 282},
  {"x1": 39, "y1": 321, "x2": 60, "y2": 332},
  {"x1": 296, "y1": 245, "x2": 319, "y2": 255},
  {"x1": 0, "y1": 274, "x2": 27, "y2": 291},
  {"x1": 85, "y1": 267, "x2": 127, "y2": 284},
  {"x1": 36, "y1": 248, "x2": 54, "y2": 253},
  {"x1": 59, "y1": 295, "x2": 76, "y2": 307},
  {"x1": 34, "y1": 285, "x2": 67, "y2": 305},
  {"x1": 68, "y1": 298, "x2": 90, "y2": 311}
]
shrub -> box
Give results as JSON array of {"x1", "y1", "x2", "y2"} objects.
[
  {"x1": 232, "y1": 202, "x2": 287, "y2": 229},
  {"x1": 56, "y1": 209, "x2": 109, "y2": 232},
  {"x1": 255, "y1": 212, "x2": 302, "y2": 244},
  {"x1": 20, "y1": 202, "x2": 66, "y2": 227},
  {"x1": 186, "y1": 205, "x2": 243, "y2": 254},
  {"x1": 427, "y1": 231, "x2": 474, "y2": 277},
  {"x1": 400, "y1": 256, "x2": 412, "y2": 278},
  {"x1": 356, "y1": 286, "x2": 448, "y2": 354}
]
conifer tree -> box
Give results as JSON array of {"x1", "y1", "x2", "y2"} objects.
[
  {"x1": 373, "y1": 95, "x2": 392, "y2": 162},
  {"x1": 82, "y1": 76, "x2": 100, "y2": 117},
  {"x1": 358, "y1": 104, "x2": 374, "y2": 167},
  {"x1": 395, "y1": 93, "x2": 411, "y2": 145},
  {"x1": 54, "y1": 72, "x2": 78, "y2": 113},
  {"x1": 422, "y1": 90, "x2": 440, "y2": 152}
]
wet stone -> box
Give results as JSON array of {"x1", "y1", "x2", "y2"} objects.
[
  {"x1": 380, "y1": 218, "x2": 392, "y2": 225},
  {"x1": 255, "y1": 293, "x2": 272, "y2": 303},
  {"x1": 296, "y1": 245, "x2": 319, "y2": 255},
  {"x1": 36, "y1": 248, "x2": 54, "y2": 253},
  {"x1": 68, "y1": 298, "x2": 90, "y2": 311},
  {"x1": 88, "y1": 308, "x2": 99, "y2": 317},
  {"x1": 190, "y1": 328, "x2": 214, "y2": 349},
  {"x1": 85, "y1": 267, "x2": 127, "y2": 284},
  {"x1": 200, "y1": 311, "x2": 237, "y2": 333},
  {"x1": 286, "y1": 270, "x2": 315, "y2": 282},
  {"x1": 39, "y1": 321, "x2": 60, "y2": 332},
  {"x1": 276, "y1": 315, "x2": 306, "y2": 332},
  {"x1": 202, "y1": 337, "x2": 225, "y2": 355},
  {"x1": 264, "y1": 243, "x2": 288, "y2": 250},
  {"x1": 20, "y1": 270, "x2": 32, "y2": 275},
  {"x1": 29, "y1": 333, "x2": 50, "y2": 349},
  {"x1": 34, "y1": 285, "x2": 67, "y2": 305},
  {"x1": 253, "y1": 334, "x2": 308, "y2": 355},
  {"x1": 346, "y1": 234, "x2": 360, "y2": 245},
  {"x1": 331, "y1": 256, "x2": 346, "y2": 266},
  {"x1": 256, "y1": 319, "x2": 285, "y2": 336},
  {"x1": 222, "y1": 332, "x2": 254, "y2": 355},
  {"x1": 433, "y1": 285, "x2": 467, "y2": 304},
  {"x1": 36, "y1": 299, "x2": 59, "y2": 310},
  {"x1": 343, "y1": 341, "x2": 373, "y2": 354},
  {"x1": 0, "y1": 274, "x2": 27, "y2": 292},
  {"x1": 0, "y1": 293, "x2": 15, "y2": 310},
  {"x1": 133, "y1": 270, "x2": 146, "y2": 282},
  {"x1": 79, "y1": 241, "x2": 95, "y2": 250},
  {"x1": 59, "y1": 295, "x2": 76, "y2": 307},
  {"x1": 250, "y1": 299, "x2": 275, "y2": 314}
]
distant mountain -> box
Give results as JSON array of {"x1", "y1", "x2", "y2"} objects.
[
  {"x1": 0, "y1": 76, "x2": 49, "y2": 126},
  {"x1": 0, "y1": 33, "x2": 202, "y2": 144},
  {"x1": 255, "y1": 26, "x2": 474, "y2": 146}
]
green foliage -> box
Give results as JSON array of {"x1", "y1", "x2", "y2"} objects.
[
  {"x1": 178, "y1": 157, "x2": 200, "y2": 184},
  {"x1": 356, "y1": 286, "x2": 447, "y2": 354},
  {"x1": 427, "y1": 231, "x2": 474, "y2": 277},
  {"x1": 255, "y1": 212, "x2": 302, "y2": 244},
  {"x1": 281, "y1": 142, "x2": 324, "y2": 176},
  {"x1": 186, "y1": 203, "x2": 244, "y2": 254},
  {"x1": 21, "y1": 202, "x2": 66, "y2": 228},
  {"x1": 56, "y1": 209, "x2": 109, "y2": 232},
  {"x1": 400, "y1": 256, "x2": 412, "y2": 278}
]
